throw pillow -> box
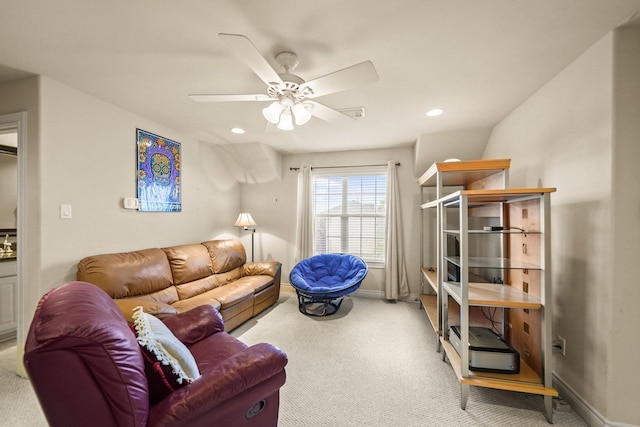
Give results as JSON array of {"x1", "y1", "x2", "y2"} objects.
[{"x1": 131, "y1": 306, "x2": 201, "y2": 403}]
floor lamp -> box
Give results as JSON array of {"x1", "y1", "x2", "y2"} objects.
[{"x1": 234, "y1": 212, "x2": 256, "y2": 262}]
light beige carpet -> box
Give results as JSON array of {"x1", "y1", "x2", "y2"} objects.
[
  {"x1": 232, "y1": 291, "x2": 587, "y2": 427},
  {"x1": 0, "y1": 291, "x2": 587, "y2": 426},
  {"x1": 0, "y1": 342, "x2": 47, "y2": 426}
]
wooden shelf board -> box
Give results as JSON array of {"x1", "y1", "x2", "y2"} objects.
[
  {"x1": 419, "y1": 294, "x2": 439, "y2": 333},
  {"x1": 440, "y1": 338, "x2": 557, "y2": 397},
  {"x1": 418, "y1": 159, "x2": 511, "y2": 187},
  {"x1": 421, "y1": 267, "x2": 438, "y2": 293},
  {"x1": 443, "y1": 281, "x2": 542, "y2": 309}
]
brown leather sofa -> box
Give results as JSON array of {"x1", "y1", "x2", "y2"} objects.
[
  {"x1": 77, "y1": 239, "x2": 281, "y2": 331},
  {"x1": 24, "y1": 281, "x2": 288, "y2": 427}
]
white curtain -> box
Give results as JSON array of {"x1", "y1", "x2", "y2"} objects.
[
  {"x1": 384, "y1": 161, "x2": 409, "y2": 300},
  {"x1": 294, "y1": 164, "x2": 314, "y2": 263}
]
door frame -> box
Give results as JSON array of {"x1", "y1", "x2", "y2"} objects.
[{"x1": 0, "y1": 112, "x2": 26, "y2": 352}]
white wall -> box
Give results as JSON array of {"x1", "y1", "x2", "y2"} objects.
[
  {"x1": 239, "y1": 145, "x2": 423, "y2": 298},
  {"x1": 38, "y1": 77, "x2": 241, "y2": 290},
  {"x1": 483, "y1": 27, "x2": 639, "y2": 426},
  {"x1": 414, "y1": 127, "x2": 492, "y2": 174},
  {"x1": 609, "y1": 23, "x2": 640, "y2": 424},
  {"x1": 0, "y1": 76, "x2": 243, "y2": 374}
]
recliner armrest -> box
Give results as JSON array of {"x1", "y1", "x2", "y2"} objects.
[
  {"x1": 162, "y1": 305, "x2": 225, "y2": 345},
  {"x1": 241, "y1": 261, "x2": 281, "y2": 278},
  {"x1": 147, "y1": 342, "x2": 288, "y2": 426}
]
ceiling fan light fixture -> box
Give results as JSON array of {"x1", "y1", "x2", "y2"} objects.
[
  {"x1": 193, "y1": 34, "x2": 379, "y2": 134},
  {"x1": 292, "y1": 102, "x2": 312, "y2": 125},
  {"x1": 277, "y1": 109, "x2": 294, "y2": 131},
  {"x1": 263, "y1": 101, "x2": 283, "y2": 124}
]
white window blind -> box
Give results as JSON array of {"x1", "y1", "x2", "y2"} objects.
[{"x1": 312, "y1": 168, "x2": 387, "y2": 264}]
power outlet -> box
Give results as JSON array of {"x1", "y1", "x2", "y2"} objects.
[{"x1": 554, "y1": 335, "x2": 566, "y2": 356}]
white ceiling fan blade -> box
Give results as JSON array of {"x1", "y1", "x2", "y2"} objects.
[
  {"x1": 307, "y1": 101, "x2": 354, "y2": 123},
  {"x1": 219, "y1": 33, "x2": 283, "y2": 86},
  {"x1": 301, "y1": 61, "x2": 378, "y2": 98},
  {"x1": 189, "y1": 94, "x2": 272, "y2": 102}
]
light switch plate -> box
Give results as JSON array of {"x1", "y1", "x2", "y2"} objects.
[
  {"x1": 60, "y1": 204, "x2": 72, "y2": 219},
  {"x1": 123, "y1": 197, "x2": 139, "y2": 210}
]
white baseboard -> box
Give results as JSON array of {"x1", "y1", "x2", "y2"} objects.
[
  {"x1": 553, "y1": 373, "x2": 639, "y2": 427},
  {"x1": 354, "y1": 289, "x2": 422, "y2": 302},
  {"x1": 353, "y1": 289, "x2": 383, "y2": 299}
]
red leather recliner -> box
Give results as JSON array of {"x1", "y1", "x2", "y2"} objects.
[{"x1": 24, "y1": 281, "x2": 288, "y2": 427}]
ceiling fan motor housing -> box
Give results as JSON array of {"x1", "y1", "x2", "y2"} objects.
[
  {"x1": 275, "y1": 51, "x2": 299, "y2": 73},
  {"x1": 267, "y1": 77, "x2": 312, "y2": 101}
]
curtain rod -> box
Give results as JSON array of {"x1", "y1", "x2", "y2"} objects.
[{"x1": 289, "y1": 162, "x2": 400, "y2": 171}]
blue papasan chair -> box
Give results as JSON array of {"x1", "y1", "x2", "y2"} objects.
[{"x1": 289, "y1": 253, "x2": 368, "y2": 316}]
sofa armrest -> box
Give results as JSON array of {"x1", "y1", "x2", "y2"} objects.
[
  {"x1": 162, "y1": 305, "x2": 225, "y2": 345},
  {"x1": 147, "y1": 342, "x2": 287, "y2": 426},
  {"x1": 241, "y1": 261, "x2": 281, "y2": 278},
  {"x1": 114, "y1": 299, "x2": 178, "y2": 323}
]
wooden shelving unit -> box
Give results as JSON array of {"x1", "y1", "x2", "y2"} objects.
[
  {"x1": 418, "y1": 160, "x2": 557, "y2": 423},
  {"x1": 419, "y1": 159, "x2": 510, "y2": 341}
]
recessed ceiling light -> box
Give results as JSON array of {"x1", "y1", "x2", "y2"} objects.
[
  {"x1": 426, "y1": 108, "x2": 444, "y2": 117},
  {"x1": 231, "y1": 127, "x2": 245, "y2": 134}
]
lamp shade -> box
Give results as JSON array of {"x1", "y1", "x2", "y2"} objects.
[
  {"x1": 292, "y1": 102, "x2": 312, "y2": 125},
  {"x1": 234, "y1": 212, "x2": 256, "y2": 228},
  {"x1": 277, "y1": 109, "x2": 294, "y2": 131},
  {"x1": 262, "y1": 102, "x2": 283, "y2": 124}
]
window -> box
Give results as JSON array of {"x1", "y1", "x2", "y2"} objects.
[{"x1": 312, "y1": 168, "x2": 387, "y2": 264}]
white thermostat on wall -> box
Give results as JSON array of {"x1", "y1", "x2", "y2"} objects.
[{"x1": 123, "y1": 197, "x2": 139, "y2": 210}]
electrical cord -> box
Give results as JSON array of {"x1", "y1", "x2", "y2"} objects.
[
  {"x1": 483, "y1": 226, "x2": 528, "y2": 236},
  {"x1": 506, "y1": 226, "x2": 527, "y2": 237},
  {"x1": 481, "y1": 306, "x2": 502, "y2": 335}
]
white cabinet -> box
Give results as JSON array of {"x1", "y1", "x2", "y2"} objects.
[{"x1": 0, "y1": 260, "x2": 17, "y2": 342}]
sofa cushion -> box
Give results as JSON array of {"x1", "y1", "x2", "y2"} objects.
[
  {"x1": 205, "y1": 281, "x2": 255, "y2": 309},
  {"x1": 211, "y1": 267, "x2": 242, "y2": 286},
  {"x1": 162, "y1": 244, "x2": 214, "y2": 285},
  {"x1": 131, "y1": 306, "x2": 200, "y2": 404},
  {"x1": 174, "y1": 275, "x2": 219, "y2": 301},
  {"x1": 188, "y1": 332, "x2": 249, "y2": 370},
  {"x1": 201, "y1": 240, "x2": 246, "y2": 274},
  {"x1": 115, "y1": 298, "x2": 178, "y2": 323},
  {"x1": 77, "y1": 248, "x2": 173, "y2": 299},
  {"x1": 171, "y1": 295, "x2": 222, "y2": 314},
  {"x1": 114, "y1": 286, "x2": 180, "y2": 322},
  {"x1": 230, "y1": 275, "x2": 274, "y2": 293}
]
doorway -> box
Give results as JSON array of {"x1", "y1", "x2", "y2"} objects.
[
  {"x1": 0, "y1": 112, "x2": 25, "y2": 374},
  {"x1": 0, "y1": 130, "x2": 17, "y2": 342}
]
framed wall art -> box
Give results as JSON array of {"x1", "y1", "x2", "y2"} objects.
[{"x1": 136, "y1": 129, "x2": 181, "y2": 212}]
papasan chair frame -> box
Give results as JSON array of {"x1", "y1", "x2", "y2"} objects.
[{"x1": 289, "y1": 253, "x2": 368, "y2": 317}]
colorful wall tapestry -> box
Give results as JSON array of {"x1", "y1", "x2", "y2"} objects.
[{"x1": 136, "y1": 129, "x2": 181, "y2": 212}]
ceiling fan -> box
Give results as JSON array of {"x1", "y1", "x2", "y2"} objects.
[{"x1": 189, "y1": 33, "x2": 379, "y2": 131}]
